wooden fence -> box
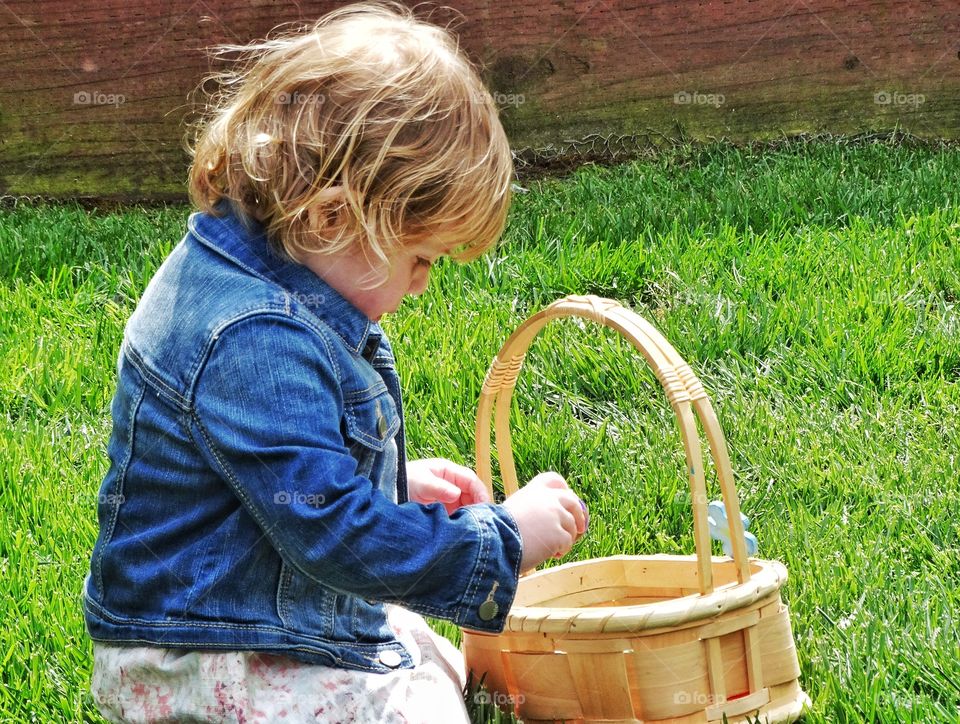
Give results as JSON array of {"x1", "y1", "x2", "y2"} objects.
[{"x1": 1, "y1": 1, "x2": 957, "y2": 200}]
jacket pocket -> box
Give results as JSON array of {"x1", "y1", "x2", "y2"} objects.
[
  {"x1": 343, "y1": 386, "x2": 400, "y2": 450},
  {"x1": 342, "y1": 386, "x2": 400, "y2": 481},
  {"x1": 277, "y1": 561, "x2": 393, "y2": 645}
]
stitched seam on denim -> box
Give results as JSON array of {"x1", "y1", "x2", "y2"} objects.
[
  {"x1": 189, "y1": 220, "x2": 374, "y2": 357},
  {"x1": 351, "y1": 598, "x2": 382, "y2": 634},
  {"x1": 342, "y1": 382, "x2": 389, "y2": 403},
  {"x1": 332, "y1": 329, "x2": 363, "y2": 355},
  {"x1": 323, "y1": 588, "x2": 336, "y2": 638},
  {"x1": 343, "y1": 396, "x2": 400, "y2": 449},
  {"x1": 376, "y1": 599, "x2": 452, "y2": 618},
  {"x1": 88, "y1": 632, "x2": 402, "y2": 667},
  {"x1": 91, "y1": 638, "x2": 414, "y2": 672},
  {"x1": 94, "y1": 377, "x2": 147, "y2": 600},
  {"x1": 85, "y1": 595, "x2": 403, "y2": 657},
  {"x1": 188, "y1": 216, "x2": 277, "y2": 287},
  {"x1": 461, "y1": 506, "x2": 489, "y2": 623},
  {"x1": 191, "y1": 415, "x2": 280, "y2": 560},
  {"x1": 277, "y1": 569, "x2": 335, "y2": 642},
  {"x1": 276, "y1": 562, "x2": 292, "y2": 628},
  {"x1": 186, "y1": 302, "x2": 290, "y2": 386},
  {"x1": 349, "y1": 592, "x2": 356, "y2": 634},
  {"x1": 499, "y1": 506, "x2": 524, "y2": 619},
  {"x1": 179, "y1": 547, "x2": 206, "y2": 619},
  {"x1": 190, "y1": 413, "x2": 356, "y2": 600},
  {"x1": 347, "y1": 593, "x2": 358, "y2": 636},
  {"x1": 92, "y1": 637, "x2": 341, "y2": 667},
  {"x1": 188, "y1": 311, "x2": 343, "y2": 406},
  {"x1": 125, "y1": 344, "x2": 190, "y2": 410},
  {"x1": 317, "y1": 314, "x2": 370, "y2": 356}
]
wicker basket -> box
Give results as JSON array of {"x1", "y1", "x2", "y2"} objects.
[{"x1": 462, "y1": 295, "x2": 809, "y2": 723}]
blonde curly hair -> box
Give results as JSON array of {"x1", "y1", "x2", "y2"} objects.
[{"x1": 188, "y1": 2, "x2": 513, "y2": 271}]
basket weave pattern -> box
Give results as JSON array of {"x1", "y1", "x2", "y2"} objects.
[{"x1": 462, "y1": 295, "x2": 809, "y2": 723}]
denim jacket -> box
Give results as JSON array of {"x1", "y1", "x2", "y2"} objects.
[{"x1": 83, "y1": 203, "x2": 523, "y2": 673}]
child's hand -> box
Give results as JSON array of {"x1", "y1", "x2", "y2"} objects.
[
  {"x1": 406, "y1": 458, "x2": 491, "y2": 515},
  {"x1": 503, "y1": 472, "x2": 588, "y2": 572}
]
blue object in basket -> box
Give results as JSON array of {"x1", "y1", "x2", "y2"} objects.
[{"x1": 707, "y1": 500, "x2": 759, "y2": 557}]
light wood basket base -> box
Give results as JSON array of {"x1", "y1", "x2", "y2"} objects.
[
  {"x1": 463, "y1": 556, "x2": 809, "y2": 724},
  {"x1": 500, "y1": 684, "x2": 810, "y2": 724}
]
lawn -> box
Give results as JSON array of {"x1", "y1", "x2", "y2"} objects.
[{"x1": 1, "y1": 139, "x2": 959, "y2": 722}]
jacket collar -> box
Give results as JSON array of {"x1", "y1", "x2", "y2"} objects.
[{"x1": 188, "y1": 201, "x2": 382, "y2": 357}]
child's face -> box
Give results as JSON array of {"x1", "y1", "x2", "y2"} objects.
[
  {"x1": 303, "y1": 235, "x2": 453, "y2": 322},
  {"x1": 361, "y1": 237, "x2": 451, "y2": 320}
]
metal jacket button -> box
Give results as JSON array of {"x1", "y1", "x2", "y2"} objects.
[
  {"x1": 478, "y1": 599, "x2": 499, "y2": 621},
  {"x1": 379, "y1": 649, "x2": 402, "y2": 668},
  {"x1": 478, "y1": 581, "x2": 501, "y2": 621},
  {"x1": 376, "y1": 401, "x2": 388, "y2": 439}
]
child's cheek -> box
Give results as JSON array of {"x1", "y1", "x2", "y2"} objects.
[{"x1": 409, "y1": 267, "x2": 430, "y2": 296}]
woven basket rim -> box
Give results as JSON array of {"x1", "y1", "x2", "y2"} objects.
[{"x1": 504, "y1": 554, "x2": 788, "y2": 634}]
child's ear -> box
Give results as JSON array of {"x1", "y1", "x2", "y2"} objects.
[{"x1": 306, "y1": 185, "x2": 349, "y2": 237}]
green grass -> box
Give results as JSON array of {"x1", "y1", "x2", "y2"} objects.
[{"x1": 2, "y1": 139, "x2": 959, "y2": 722}]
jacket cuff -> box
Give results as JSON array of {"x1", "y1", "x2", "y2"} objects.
[{"x1": 458, "y1": 504, "x2": 523, "y2": 632}]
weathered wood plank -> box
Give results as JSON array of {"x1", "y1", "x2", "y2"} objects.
[{"x1": 1, "y1": 0, "x2": 957, "y2": 200}]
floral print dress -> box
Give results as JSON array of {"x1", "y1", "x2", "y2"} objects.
[{"x1": 91, "y1": 606, "x2": 469, "y2": 723}]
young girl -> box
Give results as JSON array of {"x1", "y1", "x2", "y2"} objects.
[{"x1": 83, "y1": 4, "x2": 587, "y2": 722}]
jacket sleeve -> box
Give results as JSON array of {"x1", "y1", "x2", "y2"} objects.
[{"x1": 190, "y1": 313, "x2": 522, "y2": 631}]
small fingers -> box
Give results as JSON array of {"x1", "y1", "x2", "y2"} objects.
[
  {"x1": 529, "y1": 471, "x2": 568, "y2": 491},
  {"x1": 558, "y1": 506, "x2": 578, "y2": 542},
  {"x1": 439, "y1": 461, "x2": 492, "y2": 504},
  {"x1": 422, "y1": 459, "x2": 492, "y2": 506},
  {"x1": 466, "y1": 476, "x2": 492, "y2": 505},
  {"x1": 575, "y1": 497, "x2": 589, "y2": 535},
  {"x1": 420, "y1": 478, "x2": 461, "y2": 504},
  {"x1": 556, "y1": 490, "x2": 588, "y2": 536}
]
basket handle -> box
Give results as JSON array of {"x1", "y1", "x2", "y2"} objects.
[{"x1": 475, "y1": 295, "x2": 752, "y2": 593}]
